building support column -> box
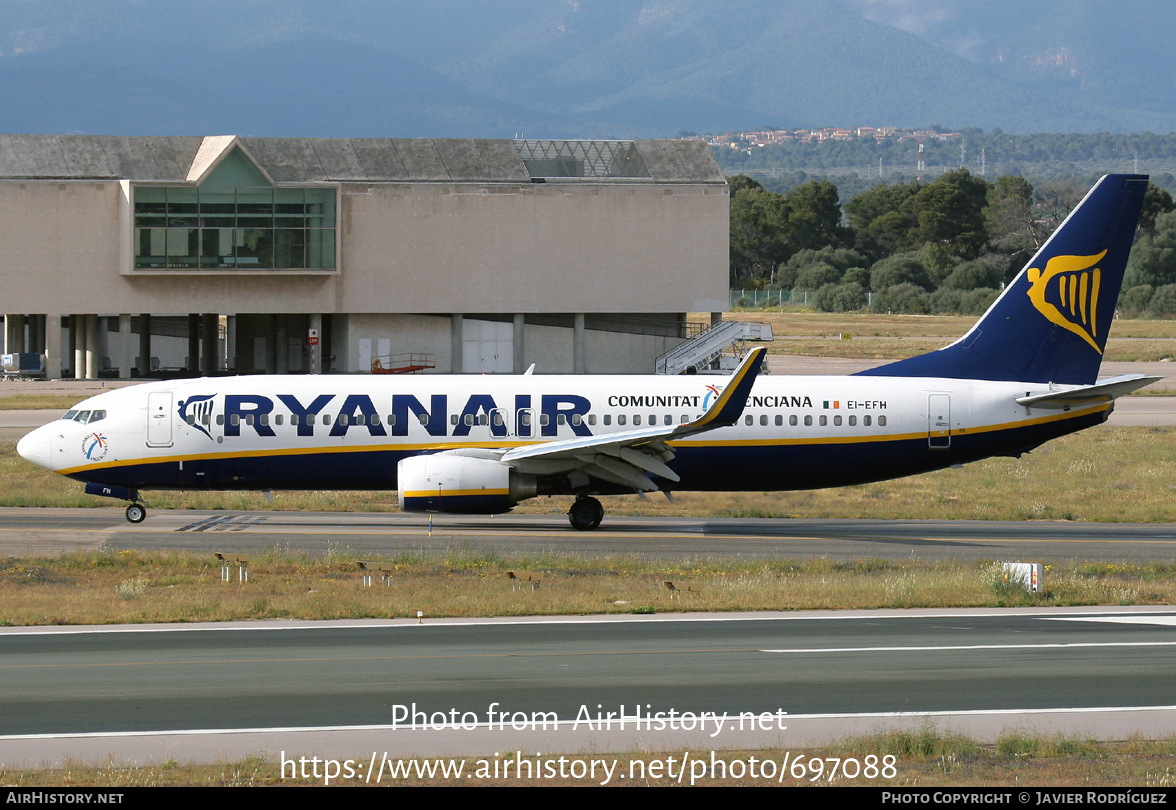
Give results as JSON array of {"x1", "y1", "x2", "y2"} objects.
[
  {"x1": 275, "y1": 315, "x2": 288, "y2": 374},
  {"x1": 308, "y1": 314, "x2": 321, "y2": 374},
  {"x1": 201, "y1": 313, "x2": 217, "y2": 375},
  {"x1": 27, "y1": 315, "x2": 44, "y2": 353},
  {"x1": 44, "y1": 315, "x2": 61, "y2": 379},
  {"x1": 450, "y1": 314, "x2": 463, "y2": 373},
  {"x1": 138, "y1": 314, "x2": 152, "y2": 377},
  {"x1": 573, "y1": 313, "x2": 586, "y2": 375},
  {"x1": 187, "y1": 314, "x2": 200, "y2": 373},
  {"x1": 225, "y1": 315, "x2": 236, "y2": 373},
  {"x1": 118, "y1": 314, "x2": 132, "y2": 379},
  {"x1": 513, "y1": 314, "x2": 526, "y2": 374},
  {"x1": 5, "y1": 315, "x2": 25, "y2": 353},
  {"x1": 84, "y1": 314, "x2": 98, "y2": 380},
  {"x1": 72, "y1": 316, "x2": 83, "y2": 380}
]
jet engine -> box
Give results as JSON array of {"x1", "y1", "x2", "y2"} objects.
[{"x1": 397, "y1": 453, "x2": 537, "y2": 514}]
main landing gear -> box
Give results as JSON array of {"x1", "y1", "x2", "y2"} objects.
[{"x1": 568, "y1": 496, "x2": 604, "y2": 531}]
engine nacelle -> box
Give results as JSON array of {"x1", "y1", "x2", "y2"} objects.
[{"x1": 397, "y1": 454, "x2": 537, "y2": 514}]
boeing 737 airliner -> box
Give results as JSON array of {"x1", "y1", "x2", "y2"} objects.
[{"x1": 17, "y1": 174, "x2": 1158, "y2": 530}]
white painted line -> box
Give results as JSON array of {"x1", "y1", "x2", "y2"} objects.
[
  {"x1": 1047, "y1": 616, "x2": 1176, "y2": 627},
  {"x1": 3, "y1": 607, "x2": 1176, "y2": 637},
  {"x1": 763, "y1": 641, "x2": 1176, "y2": 653},
  {"x1": 6, "y1": 705, "x2": 1176, "y2": 742}
]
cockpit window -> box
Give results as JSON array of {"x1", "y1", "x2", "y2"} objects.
[
  {"x1": 62, "y1": 410, "x2": 78, "y2": 421},
  {"x1": 73, "y1": 411, "x2": 91, "y2": 423},
  {"x1": 88, "y1": 410, "x2": 106, "y2": 423}
]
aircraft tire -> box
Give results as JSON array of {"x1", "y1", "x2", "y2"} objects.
[
  {"x1": 125, "y1": 504, "x2": 146, "y2": 524},
  {"x1": 568, "y1": 497, "x2": 603, "y2": 531}
]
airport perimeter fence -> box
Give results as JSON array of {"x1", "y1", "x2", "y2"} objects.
[{"x1": 730, "y1": 289, "x2": 875, "y2": 310}]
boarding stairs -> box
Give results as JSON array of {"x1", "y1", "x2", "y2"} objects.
[
  {"x1": 371, "y1": 353, "x2": 436, "y2": 374},
  {"x1": 654, "y1": 321, "x2": 773, "y2": 375}
]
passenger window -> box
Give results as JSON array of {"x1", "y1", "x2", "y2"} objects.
[
  {"x1": 775, "y1": 415, "x2": 783, "y2": 426},
  {"x1": 634, "y1": 415, "x2": 642, "y2": 426},
  {"x1": 464, "y1": 414, "x2": 474, "y2": 426},
  {"x1": 259, "y1": 414, "x2": 269, "y2": 426},
  {"x1": 681, "y1": 415, "x2": 688, "y2": 424},
  {"x1": 557, "y1": 414, "x2": 567, "y2": 425},
  {"x1": 245, "y1": 414, "x2": 255, "y2": 426},
  {"x1": 649, "y1": 414, "x2": 656, "y2": 426},
  {"x1": 540, "y1": 414, "x2": 550, "y2": 426},
  {"x1": 478, "y1": 414, "x2": 488, "y2": 426},
  {"x1": 618, "y1": 415, "x2": 626, "y2": 426},
  {"x1": 744, "y1": 415, "x2": 752, "y2": 426},
  {"x1": 804, "y1": 415, "x2": 812, "y2": 426},
  {"x1": 603, "y1": 415, "x2": 612, "y2": 426},
  {"x1": 848, "y1": 415, "x2": 856, "y2": 426},
  {"x1": 231, "y1": 414, "x2": 240, "y2": 426},
  {"x1": 493, "y1": 412, "x2": 504, "y2": 427},
  {"x1": 789, "y1": 415, "x2": 797, "y2": 426},
  {"x1": 291, "y1": 414, "x2": 300, "y2": 426},
  {"x1": 520, "y1": 413, "x2": 531, "y2": 426},
  {"x1": 186, "y1": 413, "x2": 196, "y2": 425},
  {"x1": 760, "y1": 415, "x2": 768, "y2": 426},
  {"x1": 588, "y1": 414, "x2": 596, "y2": 426},
  {"x1": 834, "y1": 415, "x2": 842, "y2": 426},
  {"x1": 323, "y1": 414, "x2": 332, "y2": 424},
  {"x1": 216, "y1": 414, "x2": 224, "y2": 426},
  {"x1": 819, "y1": 415, "x2": 827, "y2": 426},
  {"x1": 418, "y1": 414, "x2": 427, "y2": 426},
  {"x1": 879, "y1": 415, "x2": 887, "y2": 426},
  {"x1": 275, "y1": 414, "x2": 284, "y2": 425},
  {"x1": 572, "y1": 414, "x2": 582, "y2": 427},
  {"x1": 864, "y1": 415, "x2": 871, "y2": 426},
  {"x1": 450, "y1": 414, "x2": 458, "y2": 425},
  {"x1": 386, "y1": 414, "x2": 395, "y2": 426}
]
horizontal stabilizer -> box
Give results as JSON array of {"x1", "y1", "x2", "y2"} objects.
[{"x1": 1015, "y1": 374, "x2": 1164, "y2": 408}]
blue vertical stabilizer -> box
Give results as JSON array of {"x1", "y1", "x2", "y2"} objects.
[{"x1": 857, "y1": 174, "x2": 1149, "y2": 385}]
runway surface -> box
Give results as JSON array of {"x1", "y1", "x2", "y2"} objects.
[
  {"x1": 2, "y1": 607, "x2": 1175, "y2": 768},
  {"x1": 6, "y1": 506, "x2": 1176, "y2": 563}
]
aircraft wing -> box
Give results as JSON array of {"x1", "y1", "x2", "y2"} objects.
[
  {"x1": 496, "y1": 347, "x2": 766, "y2": 492},
  {"x1": 1014, "y1": 374, "x2": 1164, "y2": 408}
]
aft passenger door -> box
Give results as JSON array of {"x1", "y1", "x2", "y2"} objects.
[{"x1": 928, "y1": 394, "x2": 951, "y2": 449}]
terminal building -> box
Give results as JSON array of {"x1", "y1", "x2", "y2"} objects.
[{"x1": 0, "y1": 135, "x2": 728, "y2": 378}]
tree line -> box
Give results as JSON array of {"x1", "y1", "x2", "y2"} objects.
[{"x1": 730, "y1": 170, "x2": 1176, "y2": 317}]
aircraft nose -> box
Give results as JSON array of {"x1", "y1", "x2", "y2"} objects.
[{"x1": 16, "y1": 426, "x2": 52, "y2": 471}]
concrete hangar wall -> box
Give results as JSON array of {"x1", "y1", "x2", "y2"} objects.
[{"x1": 0, "y1": 134, "x2": 729, "y2": 379}]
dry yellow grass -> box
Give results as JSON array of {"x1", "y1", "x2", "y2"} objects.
[
  {"x1": 1, "y1": 550, "x2": 1173, "y2": 627},
  {"x1": 8, "y1": 734, "x2": 1176, "y2": 787}
]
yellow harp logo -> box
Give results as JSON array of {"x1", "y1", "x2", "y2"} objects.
[{"x1": 1026, "y1": 250, "x2": 1106, "y2": 354}]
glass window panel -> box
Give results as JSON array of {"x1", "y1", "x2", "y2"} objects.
[
  {"x1": 305, "y1": 188, "x2": 336, "y2": 226},
  {"x1": 274, "y1": 228, "x2": 306, "y2": 268},
  {"x1": 306, "y1": 228, "x2": 335, "y2": 268}
]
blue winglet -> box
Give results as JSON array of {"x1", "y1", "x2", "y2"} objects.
[{"x1": 686, "y1": 346, "x2": 765, "y2": 430}]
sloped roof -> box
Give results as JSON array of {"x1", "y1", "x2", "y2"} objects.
[{"x1": 0, "y1": 135, "x2": 724, "y2": 184}]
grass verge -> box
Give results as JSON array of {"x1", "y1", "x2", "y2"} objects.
[
  {"x1": 6, "y1": 731, "x2": 1176, "y2": 786},
  {"x1": 0, "y1": 550, "x2": 1172, "y2": 626}
]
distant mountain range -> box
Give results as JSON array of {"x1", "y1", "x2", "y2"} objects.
[{"x1": 0, "y1": 0, "x2": 1171, "y2": 138}]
